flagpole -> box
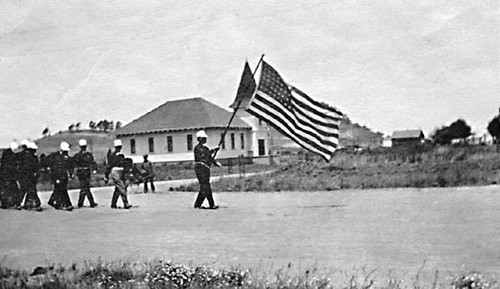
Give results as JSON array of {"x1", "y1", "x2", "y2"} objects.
[{"x1": 213, "y1": 54, "x2": 265, "y2": 161}]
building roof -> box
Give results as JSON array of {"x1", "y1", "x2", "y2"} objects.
[
  {"x1": 115, "y1": 97, "x2": 251, "y2": 136},
  {"x1": 391, "y1": 129, "x2": 424, "y2": 139}
]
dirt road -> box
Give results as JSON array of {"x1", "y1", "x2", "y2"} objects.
[{"x1": 1, "y1": 184, "x2": 499, "y2": 282}]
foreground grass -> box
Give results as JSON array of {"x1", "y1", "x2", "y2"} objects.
[{"x1": 0, "y1": 260, "x2": 498, "y2": 289}]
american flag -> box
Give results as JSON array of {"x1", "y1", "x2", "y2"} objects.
[{"x1": 246, "y1": 61, "x2": 342, "y2": 161}]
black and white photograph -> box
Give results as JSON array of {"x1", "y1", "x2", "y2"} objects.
[{"x1": 0, "y1": 1, "x2": 499, "y2": 288}]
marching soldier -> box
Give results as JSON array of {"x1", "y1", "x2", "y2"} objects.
[
  {"x1": 105, "y1": 139, "x2": 132, "y2": 209},
  {"x1": 19, "y1": 141, "x2": 42, "y2": 211},
  {"x1": 0, "y1": 142, "x2": 22, "y2": 209},
  {"x1": 74, "y1": 139, "x2": 98, "y2": 208},
  {"x1": 193, "y1": 130, "x2": 220, "y2": 209},
  {"x1": 141, "y1": 154, "x2": 155, "y2": 193},
  {"x1": 46, "y1": 142, "x2": 74, "y2": 211}
]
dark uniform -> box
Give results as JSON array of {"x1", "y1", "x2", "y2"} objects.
[
  {"x1": 73, "y1": 150, "x2": 97, "y2": 207},
  {"x1": 18, "y1": 147, "x2": 41, "y2": 210},
  {"x1": 193, "y1": 143, "x2": 218, "y2": 209},
  {"x1": 106, "y1": 151, "x2": 132, "y2": 209},
  {"x1": 141, "y1": 158, "x2": 155, "y2": 193},
  {"x1": 46, "y1": 151, "x2": 74, "y2": 210},
  {"x1": 0, "y1": 148, "x2": 21, "y2": 209}
]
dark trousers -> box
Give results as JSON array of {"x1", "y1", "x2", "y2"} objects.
[
  {"x1": 1, "y1": 180, "x2": 21, "y2": 208},
  {"x1": 49, "y1": 179, "x2": 72, "y2": 208},
  {"x1": 77, "y1": 175, "x2": 96, "y2": 207},
  {"x1": 194, "y1": 164, "x2": 215, "y2": 208},
  {"x1": 143, "y1": 177, "x2": 155, "y2": 193},
  {"x1": 110, "y1": 168, "x2": 129, "y2": 207},
  {"x1": 20, "y1": 176, "x2": 41, "y2": 208}
]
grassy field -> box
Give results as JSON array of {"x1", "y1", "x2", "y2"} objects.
[
  {"x1": 1, "y1": 183, "x2": 500, "y2": 288},
  {"x1": 194, "y1": 145, "x2": 500, "y2": 192}
]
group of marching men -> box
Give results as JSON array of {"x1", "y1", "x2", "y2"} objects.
[
  {"x1": 0, "y1": 138, "x2": 138, "y2": 211},
  {"x1": 0, "y1": 129, "x2": 222, "y2": 211}
]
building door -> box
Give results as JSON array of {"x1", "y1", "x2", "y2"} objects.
[{"x1": 258, "y1": 139, "x2": 265, "y2": 156}]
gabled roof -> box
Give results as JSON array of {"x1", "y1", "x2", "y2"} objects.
[
  {"x1": 391, "y1": 129, "x2": 424, "y2": 139},
  {"x1": 115, "y1": 97, "x2": 251, "y2": 136}
]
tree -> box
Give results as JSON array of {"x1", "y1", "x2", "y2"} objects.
[
  {"x1": 115, "y1": 121, "x2": 122, "y2": 130},
  {"x1": 75, "y1": 122, "x2": 81, "y2": 131},
  {"x1": 431, "y1": 126, "x2": 452, "y2": 145},
  {"x1": 89, "y1": 121, "x2": 96, "y2": 130},
  {"x1": 68, "y1": 124, "x2": 75, "y2": 131},
  {"x1": 42, "y1": 127, "x2": 50, "y2": 137},
  {"x1": 431, "y1": 119, "x2": 472, "y2": 145},
  {"x1": 487, "y1": 116, "x2": 500, "y2": 143},
  {"x1": 448, "y1": 119, "x2": 471, "y2": 140}
]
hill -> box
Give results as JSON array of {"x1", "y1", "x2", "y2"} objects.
[{"x1": 35, "y1": 130, "x2": 115, "y2": 163}]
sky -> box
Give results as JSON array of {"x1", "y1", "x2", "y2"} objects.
[{"x1": 0, "y1": 0, "x2": 498, "y2": 147}]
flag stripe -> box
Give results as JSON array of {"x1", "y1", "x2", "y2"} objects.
[
  {"x1": 291, "y1": 86, "x2": 343, "y2": 118},
  {"x1": 248, "y1": 98, "x2": 335, "y2": 155},
  {"x1": 291, "y1": 91, "x2": 342, "y2": 129},
  {"x1": 292, "y1": 100, "x2": 340, "y2": 135},
  {"x1": 253, "y1": 92, "x2": 339, "y2": 148},
  {"x1": 248, "y1": 109, "x2": 331, "y2": 160},
  {"x1": 247, "y1": 104, "x2": 333, "y2": 160}
]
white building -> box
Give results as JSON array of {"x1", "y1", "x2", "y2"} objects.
[{"x1": 115, "y1": 97, "x2": 269, "y2": 163}]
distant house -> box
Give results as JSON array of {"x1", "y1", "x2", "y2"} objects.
[
  {"x1": 390, "y1": 130, "x2": 425, "y2": 147},
  {"x1": 115, "y1": 97, "x2": 268, "y2": 163}
]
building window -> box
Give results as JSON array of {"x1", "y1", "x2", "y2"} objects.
[
  {"x1": 148, "y1": 137, "x2": 154, "y2": 153},
  {"x1": 240, "y1": 133, "x2": 245, "y2": 149},
  {"x1": 258, "y1": 139, "x2": 265, "y2": 156},
  {"x1": 130, "y1": 139, "x2": 136, "y2": 154},
  {"x1": 220, "y1": 133, "x2": 225, "y2": 149},
  {"x1": 167, "y1": 136, "x2": 173, "y2": 152},
  {"x1": 187, "y1": 134, "x2": 193, "y2": 151},
  {"x1": 259, "y1": 119, "x2": 263, "y2": 126},
  {"x1": 230, "y1": 133, "x2": 235, "y2": 150}
]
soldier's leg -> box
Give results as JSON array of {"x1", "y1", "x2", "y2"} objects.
[
  {"x1": 50, "y1": 181, "x2": 62, "y2": 208},
  {"x1": 20, "y1": 178, "x2": 30, "y2": 208},
  {"x1": 150, "y1": 178, "x2": 155, "y2": 192},
  {"x1": 205, "y1": 185, "x2": 215, "y2": 208},
  {"x1": 110, "y1": 169, "x2": 121, "y2": 208},
  {"x1": 77, "y1": 189, "x2": 86, "y2": 207},
  {"x1": 48, "y1": 191, "x2": 56, "y2": 208},
  {"x1": 119, "y1": 179, "x2": 130, "y2": 207},
  {"x1": 111, "y1": 187, "x2": 119, "y2": 208},
  {"x1": 86, "y1": 185, "x2": 97, "y2": 207},
  {"x1": 82, "y1": 177, "x2": 96, "y2": 206},
  {"x1": 31, "y1": 184, "x2": 41, "y2": 209},
  {"x1": 6, "y1": 181, "x2": 21, "y2": 209},
  {"x1": 143, "y1": 178, "x2": 148, "y2": 193},
  {"x1": 58, "y1": 180, "x2": 73, "y2": 209},
  {"x1": 202, "y1": 167, "x2": 216, "y2": 208},
  {"x1": 194, "y1": 165, "x2": 206, "y2": 208},
  {"x1": 22, "y1": 182, "x2": 35, "y2": 209}
]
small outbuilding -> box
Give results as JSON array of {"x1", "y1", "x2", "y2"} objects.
[{"x1": 390, "y1": 130, "x2": 425, "y2": 147}]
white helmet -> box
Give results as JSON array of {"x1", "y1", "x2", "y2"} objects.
[
  {"x1": 20, "y1": 139, "x2": 30, "y2": 148},
  {"x1": 113, "y1": 139, "x2": 123, "y2": 147},
  {"x1": 10, "y1": 142, "x2": 18, "y2": 151},
  {"x1": 79, "y1": 139, "x2": 87, "y2": 146},
  {"x1": 60, "y1": 141, "x2": 70, "y2": 151},
  {"x1": 28, "y1": 141, "x2": 38, "y2": 150},
  {"x1": 196, "y1": 130, "x2": 208, "y2": 139}
]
